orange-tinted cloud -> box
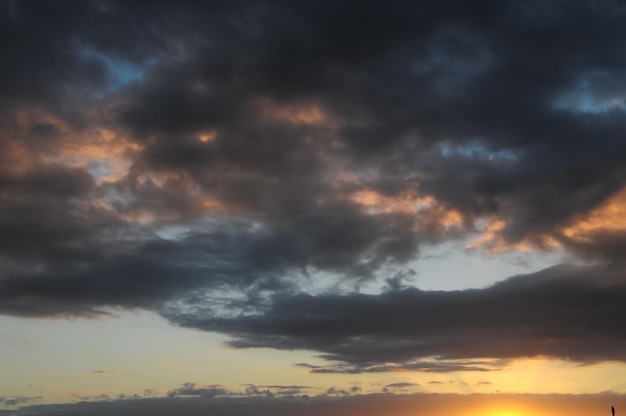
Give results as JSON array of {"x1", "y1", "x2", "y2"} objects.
[
  {"x1": 562, "y1": 186, "x2": 626, "y2": 242},
  {"x1": 258, "y1": 99, "x2": 332, "y2": 126}
]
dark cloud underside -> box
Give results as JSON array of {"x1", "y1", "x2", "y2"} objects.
[{"x1": 164, "y1": 264, "x2": 626, "y2": 370}]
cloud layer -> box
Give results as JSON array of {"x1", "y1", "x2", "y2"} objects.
[
  {"x1": 2, "y1": 0, "x2": 626, "y2": 370},
  {"x1": 164, "y1": 264, "x2": 626, "y2": 371}
]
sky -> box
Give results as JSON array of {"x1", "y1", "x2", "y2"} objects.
[{"x1": 1, "y1": 0, "x2": 626, "y2": 415}]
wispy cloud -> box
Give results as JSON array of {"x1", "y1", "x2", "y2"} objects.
[{"x1": 0, "y1": 396, "x2": 41, "y2": 407}]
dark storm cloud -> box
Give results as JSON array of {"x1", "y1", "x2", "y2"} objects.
[
  {"x1": 0, "y1": 164, "x2": 95, "y2": 197},
  {"x1": 164, "y1": 264, "x2": 626, "y2": 369},
  {"x1": 0, "y1": 0, "x2": 163, "y2": 129},
  {"x1": 0, "y1": 195, "x2": 417, "y2": 317},
  {"x1": 0, "y1": 188, "x2": 122, "y2": 272},
  {"x1": 0, "y1": 220, "x2": 301, "y2": 317},
  {"x1": 2, "y1": 0, "x2": 626, "y2": 370},
  {"x1": 109, "y1": 0, "x2": 626, "y2": 258}
]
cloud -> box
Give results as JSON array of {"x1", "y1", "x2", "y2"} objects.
[
  {"x1": 385, "y1": 383, "x2": 417, "y2": 388},
  {"x1": 0, "y1": 396, "x2": 41, "y2": 407},
  {"x1": 165, "y1": 264, "x2": 626, "y2": 367},
  {"x1": 166, "y1": 383, "x2": 230, "y2": 399},
  {"x1": 243, "y1": 384, "x2": 311, "y2": 398},
  {"x1": 297, "y1": 359, "x2": 500, "y2": 374},
  {"x1": 0, "y1": 0, "x2": 158, "y2": 112},
  {"x1": 69, "y1": 393, "x2": 110, "y2": 401},
  {"x1": 382, "y1": 383, "x2": 418, "y2": 393},
  {"x1": 2, "y1": 0, "x2": 626, "y2": 374}
]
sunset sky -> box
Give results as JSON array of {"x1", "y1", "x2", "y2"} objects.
[{"x1": 2, "y1": 1, "x2": 626, "y2": 415}]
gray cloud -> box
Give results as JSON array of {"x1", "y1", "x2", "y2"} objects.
[
  {"x1": 382, "y1": 383, "x2": 418, "y2": 393},
  {"x1": 0, "y1": 220, "x2": 299, "y2": 317},
  {"x1": 0, "y1": 396, "x2": 41, "y2": 407},
  {"x1": 2, "y1": 0, "x2": 626, "y2": 373},
  {"x1": 303, "y1": 359, "x2": 501, "y2": 374},
  {"x1": 166, "y1": 383, "x2": 230, "y2": 399},
  {"x1": 164, "y1": 264, "x2": 626, "y2": 368},
  {"x1": 242, "y1": 384, "x2": 311, "y2": 398}
]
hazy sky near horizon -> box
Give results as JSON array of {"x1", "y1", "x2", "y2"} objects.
[{"x1": 2, "y1": 0, "x2": 626, "y2": 414}]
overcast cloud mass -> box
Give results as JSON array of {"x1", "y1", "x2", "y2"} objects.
[{"x1": 2, "y1": 0, "x2": 626, "y2": 376}]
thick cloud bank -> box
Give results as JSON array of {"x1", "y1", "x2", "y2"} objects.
[
  {"x1": 2, "y1": 0, "x2": 626, "y2": 369},
  {"x1": 164, "y1": 264, "x2": 626, "y2": 371}
]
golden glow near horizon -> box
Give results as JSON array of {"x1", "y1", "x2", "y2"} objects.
[
  {"x1": 468, "y1": 408, "x2": 529, "y2": 416},
  {"x1": 3, "y1": 310, "x2": 626, "y2": 408},
  {"x1": 466, "y1": 405, "x2": 546, "y2": 416}
]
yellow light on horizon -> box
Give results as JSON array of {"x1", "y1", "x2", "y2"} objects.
[
  {"x1": 459, "y1": 400, "x2": 544, "y2": 416},
  {"x1": 489, "y1": 411, "x2": 525, "y2": 416}
]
